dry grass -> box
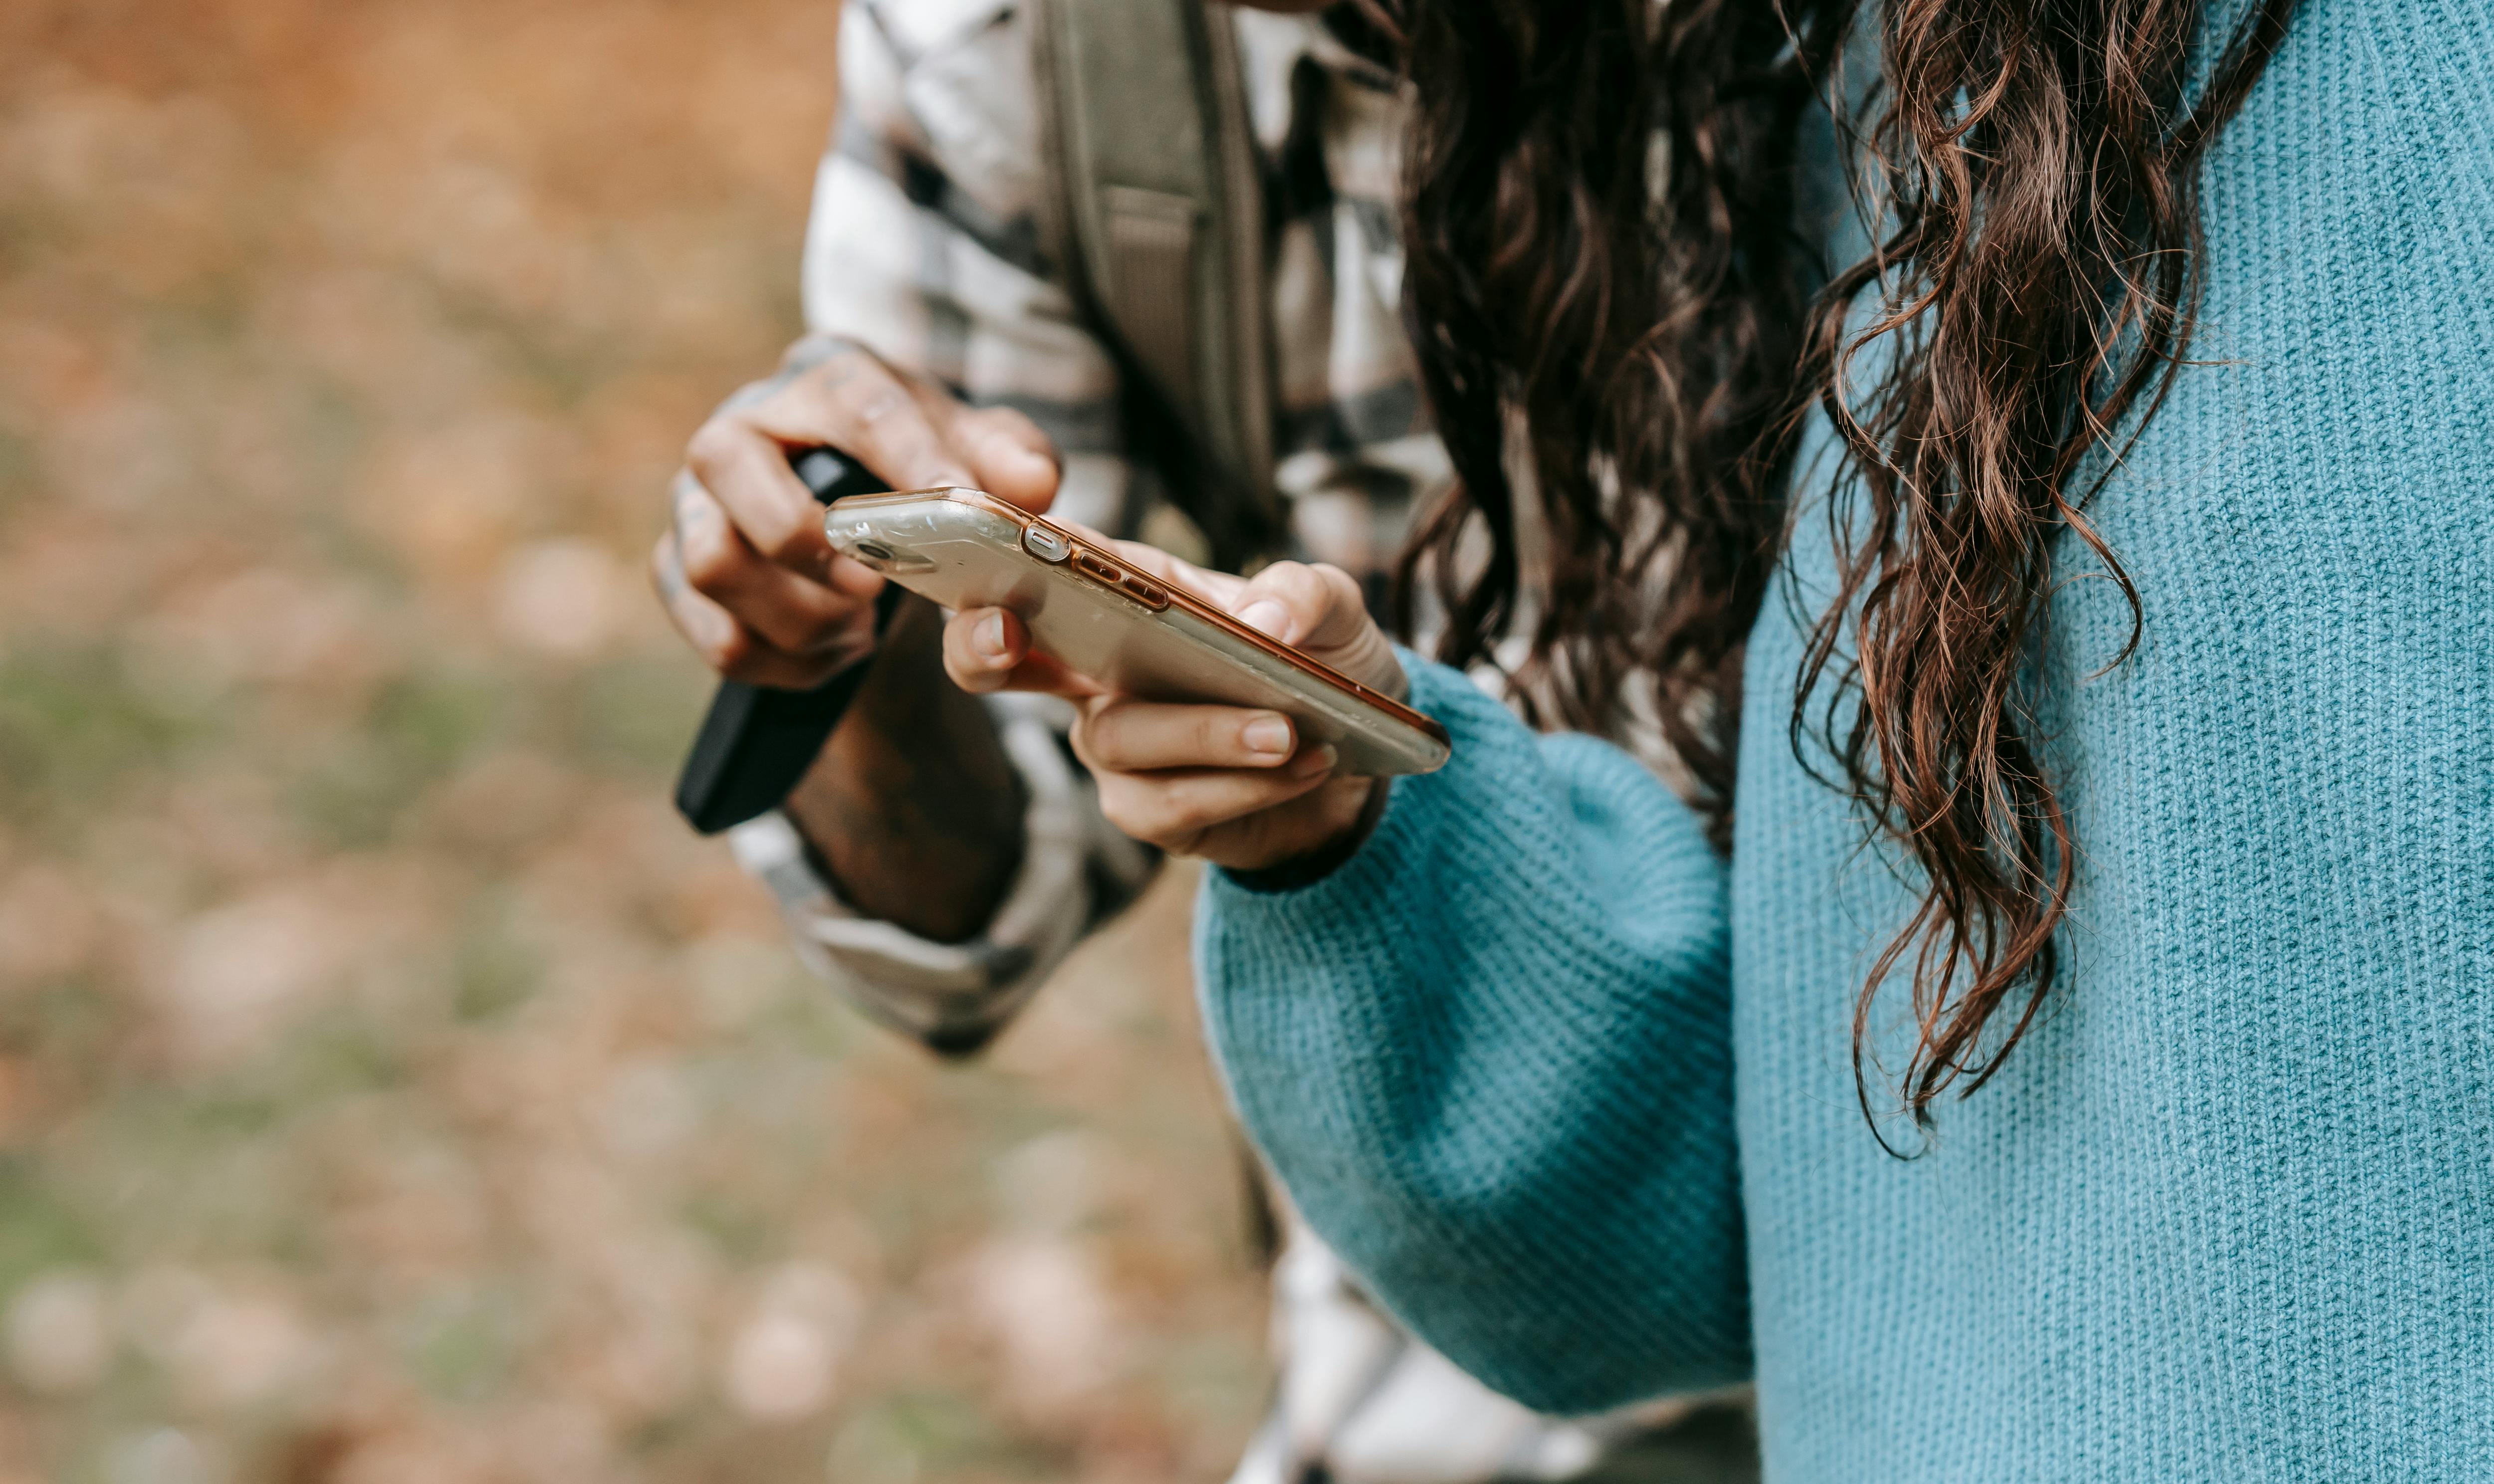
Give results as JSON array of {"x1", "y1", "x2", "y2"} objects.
[{"x1": 0, "y1": 3, "x2": 1265, "y2": 1479}]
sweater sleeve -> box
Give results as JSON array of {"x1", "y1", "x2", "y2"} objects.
[{"x1": 1194, "y1": 657, "x2": 1749, "y2": 1415}]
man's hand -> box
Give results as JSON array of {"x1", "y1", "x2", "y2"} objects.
[
  {"x1": 651, "y1": 343, "x2": 1060, "y2": 688},
  {"x1": 653, "y1": 343, "x2": 1060, "y2": 944}
]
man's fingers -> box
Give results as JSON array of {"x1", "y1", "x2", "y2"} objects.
[
  {"x1": 1074, "y1": 699, "x2": 1302, "y2": 773},
  {"x1": 685, "y1": 350, "x2": 978, "y2": 582},
  {"x1": 682, "y1": 421, "x2": 837, "y2": 578},
  {"x1": 930, "y1": 397, "x2": 1060, "y2": 513},
  {"x1": 652, "y1": 536, "x2": 847, "y2": 689},
  {"x1": 766, "y1": 351, "x2": 976, "y2": 492},
  {"x1": 670, "y1": 476, "x2": 878, "y2": 657},
  {"x1": 819, "y1": 549, "x2": 887, "y2": 603}
]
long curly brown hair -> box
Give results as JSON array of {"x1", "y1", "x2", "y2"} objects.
[{"x1": 1372, "y1": 0, "x2": 2296, "y2": 1137}]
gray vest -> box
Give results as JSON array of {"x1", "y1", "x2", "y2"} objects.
[{"x1": 1031, "y1": 0, "x2": 1285, "y2": 568}]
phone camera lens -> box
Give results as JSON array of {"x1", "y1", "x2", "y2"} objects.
[
  {"x1": 1022, "y1": 526, "x2": 1072, "y2": 563},
  {"x1": 851, "y1": 540, "x2": 897, "y2": 565}
]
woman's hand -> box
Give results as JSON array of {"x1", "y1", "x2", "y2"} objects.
[{"x1": 941, "y1": 542, "x2": 1404, "y2": 873}]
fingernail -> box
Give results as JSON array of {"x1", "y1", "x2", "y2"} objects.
[
  {"x1": 1291, "y1": 744, "x2": 1339, "y2": 777},
  {"x1": 1238, "y1": 600, "x2": 1290, "y2": 640},
  {"x1": 975, "y1": 612, "x2": 1008, "y2": 660},
  {"x1": 1242, "y1": 715, "x2": 1294, "y2": 757}
]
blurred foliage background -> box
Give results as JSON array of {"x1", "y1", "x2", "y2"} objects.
[{"x1": 0, "y1": 1, "x2": 1266, "y2": 1480}]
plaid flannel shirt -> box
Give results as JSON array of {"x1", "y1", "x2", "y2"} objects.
[
  {"x1": 727, "y1": 5, "x2": 1743, "y2": 1483},
  {"x1": 732, "y1": 0, "x2": 1445, "y2": 1056}
]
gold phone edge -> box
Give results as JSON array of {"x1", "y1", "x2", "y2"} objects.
[{"x1": 828, "y1": 486, "x2": 1452, "y2": 757}]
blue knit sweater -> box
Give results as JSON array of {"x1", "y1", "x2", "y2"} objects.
[{"x1": 1194, "y1": 3, "x2": 2494, "y2": 1477}]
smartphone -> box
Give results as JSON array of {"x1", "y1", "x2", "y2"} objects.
[{"x1": 823, "y1": 488, "x2": 1450, "y2": 776}]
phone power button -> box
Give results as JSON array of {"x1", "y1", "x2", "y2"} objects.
[
  {"x1": 1022, "y1": 526, "x2": 1072, "y2": 566},
  {"x1": 1022, "y1": 525, "x2": 1073, "y2": 563}
]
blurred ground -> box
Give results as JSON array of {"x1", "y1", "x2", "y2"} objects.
[{"x1": 0, "y1": 2, "x2": 1267, "y2": 1480}]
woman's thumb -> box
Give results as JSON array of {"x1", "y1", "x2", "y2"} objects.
[{"x1": 1231, "y1": 561, "x2": 1359, "y2": 648}]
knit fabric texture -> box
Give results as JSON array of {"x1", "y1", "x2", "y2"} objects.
[{"x1": 1194, "y1": 0, "x2": 2494, "y2": 1476}]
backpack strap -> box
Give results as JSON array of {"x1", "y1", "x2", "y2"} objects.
[{"x1": 1032, "y1": 0, "x2": 1280, "y2": 563}]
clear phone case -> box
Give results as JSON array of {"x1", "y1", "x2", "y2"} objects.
[{"x1": 824, "y1": 489, "x2": 1450, "y2": 777}]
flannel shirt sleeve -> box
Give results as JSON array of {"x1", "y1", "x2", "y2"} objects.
[
  {"x1": 730, "y1": 695, "x2": 1154, "y2": 1056},
  {"x1": 725, "y1": 0, "x2": 1163, "y2": 1050}
]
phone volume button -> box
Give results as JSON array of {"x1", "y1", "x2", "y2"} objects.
[{"x1": 1069, "y1": 548, "x2": 1167, "y2": 610}]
